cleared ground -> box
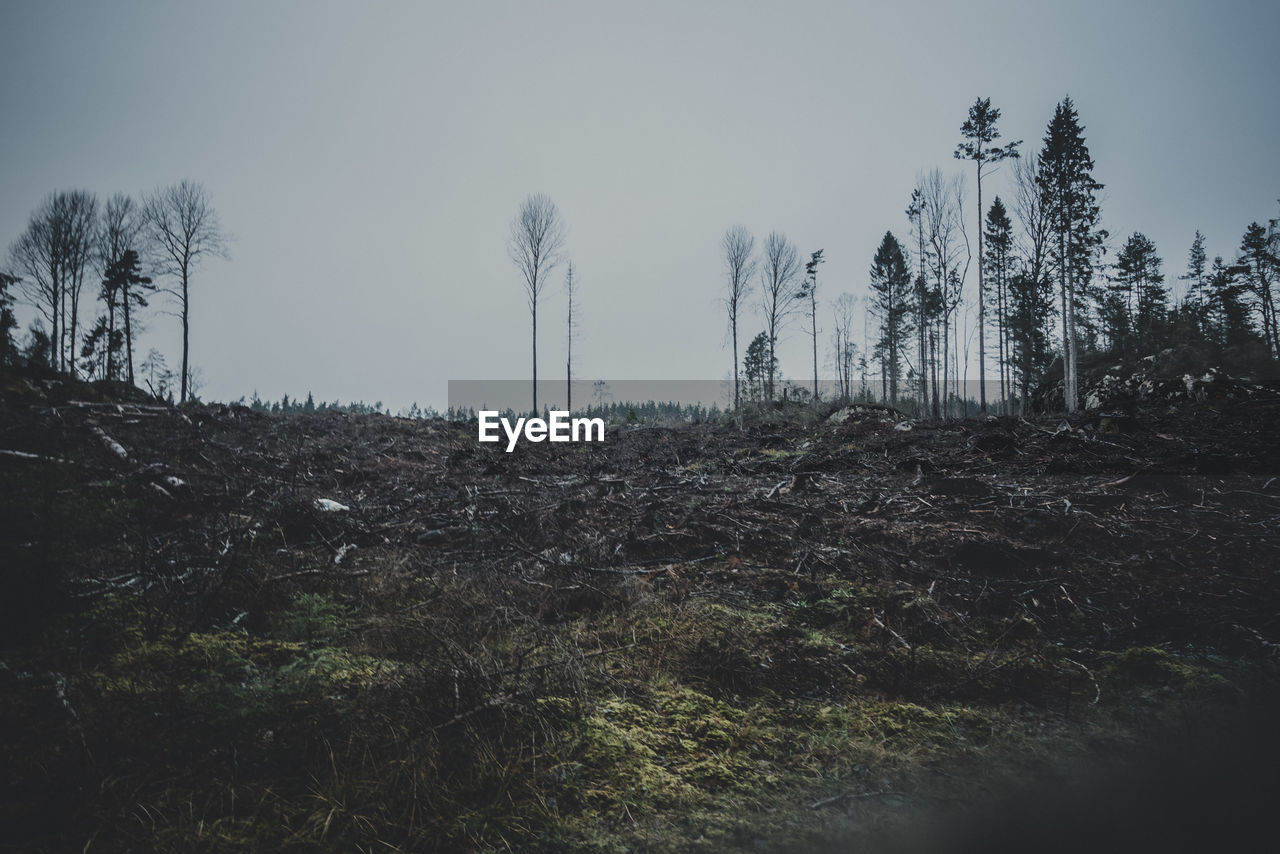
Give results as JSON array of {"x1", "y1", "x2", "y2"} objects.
[{"x1": 3, "y1": 375, "x2": 1279, "y2": 851}]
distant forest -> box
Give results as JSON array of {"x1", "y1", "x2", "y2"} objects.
[
  {"x1": 716, "y1": 96, "x2": 1280, "y2": 416},
  {"x1": 4, "y1": 97, "x2": 1278, "y2": 418},
  {"x1": 503, "y1": 96, "x2": 1278, "y2": 421},
  {"x1": 235, "y1": 392, "x2": 721, "y2": 427}
]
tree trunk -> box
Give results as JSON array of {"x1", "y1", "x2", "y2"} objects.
[
  {"x1": 531, "y1": 298, "x2": 538, "y2": 415},
  {"x1": 180, "y1": 263, "x2": 190, "y2": 404},
  {"x1": 930, "y1": 328, "x2": 940, "y2": 418},
  {"x1": 68, "y1": 271, "x2": 80, "y2": 379},
  {"x1": 732, "y1": 319, "x2": 739, "y2": 410},
  {"x1": 941, "y1": 312, "x2": 950, "y2": 417},
  {"x1": 977, "y1": 168, "x2": 986, "y2": 413},
  {"x1": 124, "y1": 286, "x2": 134, "y2": 385},
  {"x1": 566, "y1": 290, "x2": 572, "y2": 413},
  {"x1": 811, "y1": 297, "x2": 819, "y2": 405}
]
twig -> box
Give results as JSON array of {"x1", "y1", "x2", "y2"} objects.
[{"x1": 809, "y1": 790, "x2": 912, "y2": 810}]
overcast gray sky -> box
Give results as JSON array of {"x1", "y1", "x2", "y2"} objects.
[{"x1": 3, "y1": 0, "x2": 1278, "y2": 411}]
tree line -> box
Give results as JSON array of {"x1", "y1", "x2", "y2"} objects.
[
  {"x1": 720, "y1": 96, "x2": 1280, "y2": 416},
  {"x1": 0, "y1": 181, "x2": 226, "y2": 403}
]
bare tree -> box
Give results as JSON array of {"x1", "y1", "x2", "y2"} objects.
[
  {"x1": 564, "y1": 260, "x2": 577, "y2": 412},
  {"x1": 920, "y1": 170, "x2": 970, "y2": 416},
  {"x1": 721, "y1": 225, "x2": 756, "y2": 410},
  {"x1": 1012, "y1": 154, "x2": 1052, "y2": 287},
  {"x1": 508, "y1": 193, "x2": 566, "y2": 414},
  {"x1": 10, "y1": 216, "x2": 59, "y2": 367},
  {"x1": 831, "y1": 292, "x2": 857, "y2": 401},
  {"x1": 10, "y1": 190, "x2": 98, "y2": 375},
  {"x1": 143, "y1": 181, "x2": 227, "y2": 403},
  {"x1": 758, "y1": 231, "x2": 803, "y2": 401}
]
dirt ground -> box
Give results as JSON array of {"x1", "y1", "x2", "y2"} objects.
[{"x1": 3, "y1": 375, "x2": 1279, "y2": 851}]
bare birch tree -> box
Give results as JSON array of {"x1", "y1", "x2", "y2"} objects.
[
  {"x1": 564, "y1": 260, "x2": 577, "y2": 412},
  {"x1": 10, "y1": 190, "x2": 98, "y2": 375},
  {"x1": 143, "y1": 181, "x2": 227, "y2": 403},
  {"x1": 508, "y1": 193, "x2": 566, "y2": 415},
  {"x1": 831, "y1": 292, "x2": 857, "y2": 400},
  {"x1": 758, "y1": 231, "x2": 802, "y2": 401},
  {"x1": 920, "y1": 170, "x2": 970, "y2": 416},
  {"x1": 721, "y1": 225, "x2": 756, "y2": 410}
]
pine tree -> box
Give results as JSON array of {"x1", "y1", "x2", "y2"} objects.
[
  {"x1": 955, "y1": 97, "x2": 1020, "y2": 413},
  {"x1": 742, "y1": 331, "x2": 775, "y2": 403},
  {"x1": 1105, "y1": 233, "x2": 1165, "y2": 356},
  {"x1": 101, "y1": 250, "x2": 154, "y2": 384},
  {"x1": 906, "y1": 189, "x2": 930, "y2": 413},
  {"x1": 800, "y1": 249, "x2": 825, "y2": 404},
  {"x1": 1239, "y1": 222, "x2": 1279, "y2": 357},
  {"x1": 1207, "y1": 256, "x2": 1252, "y2": 348},
  {"x1": 1038, "y1": 97, "x2": 1102, "y2": 412},
  {"x1": 868, "y1": 232, "x2": 913, "y2": 403},
  {"x1": 1181, "y1": 231, "x2": 1207, "y2": 311},
  {"x1": 1006, "y1": 269, "x2": 1053, "y2": 410},
  {"x1": 0, "y1": 272, "x2": 18, "y2": 366},
  {"x1": 984, "y1": 197, "x2": 1014, "y2": 410}
]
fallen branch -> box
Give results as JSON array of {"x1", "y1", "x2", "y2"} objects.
[
  {"x1": 0, "y1": 448, "x2": 70, "y2": 464},
  {"x1": 809, "y1": 790, "x2": 912, "y2": 810},
  {"x1": 91, "y1": 426, "x2": 130, "y2": 461}
]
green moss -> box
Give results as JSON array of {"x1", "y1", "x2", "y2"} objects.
[
  {"x1": 568, "y1": 685, "x2": 772, "y2": 822},
  {"x1": 271, "y1": 591, "x2": 350, "y2": 644},
  {"x1": 1101, "y1": 646, "x2": 1241, "y2": 698}
]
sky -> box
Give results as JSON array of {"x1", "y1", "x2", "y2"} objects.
[{"x1": 2, "y1": 0, "x2": 1278, "y2": 411}]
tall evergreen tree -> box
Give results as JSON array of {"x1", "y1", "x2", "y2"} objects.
[
  {"x1": 1121, "y1": 234, "x2": 1162, "y2": 353},
  {"x1": 100, "y1": 250, "x2": 154, "y2": 384},
  {"x1": 742, "y1": 331, "x2": 775, "y2": 402},
  {"x1": 800, "y1": 249, "x2": 825, "y2": 404},
  {"x1": 1006, "y1": 269, "x2": 1053, "y2": 410},
  {"x1": 1181, "y1": 231, "x2": 1207, "y2": 309},
  {"x1": 868, "y1": 232, "x2": 913, "y2": 403},
  {"x1": 1108, "y1": 233, "x2": 1165, "y2": 356},
  {"x1": 906, "y1": 188, "x2": 931, "y2": 413},
  {"x1": 955, "y1": 97, "x2": 1020, "y2": 413},
  {"x1": 0, "y1": 272, "x2": 19, "y2": 365},
  {"x1": 1207, "y1": 256, "x2": 1252, "y2": 348},
  {"x1": 984, "y1": 197, "x2": 1014, "y2": 409},
  {"x1": 1170, "y1": 230, "x2": 1209, "y2": 341},
  {"x1": 1239, "y1": 222, "x2": 1279, "y2": 357},
  {"x1": 1038, "y1": 97, "x2": 1102, "y2": 412}
]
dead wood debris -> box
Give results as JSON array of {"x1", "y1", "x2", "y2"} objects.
[{"x1": 4, "y1": 393, "x2": 1280, "y2": 686}]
